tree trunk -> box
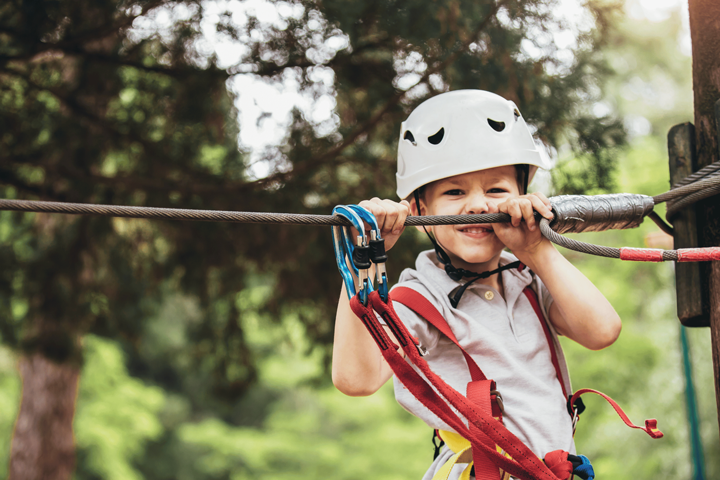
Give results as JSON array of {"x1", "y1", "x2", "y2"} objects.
[
  {"x1": 8, "y1": 353, "x2": 80, "y2": 480},
  {"x1": 687, "y1": 0, "x2": 720, "y2": 435}
]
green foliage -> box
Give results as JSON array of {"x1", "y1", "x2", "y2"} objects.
[
  {"x1": 74, "y1": 335, "x2": 166, "y2": 480},
  {"x1": 0, "y1": 337, "x2": 166, "y2": 479},
  {"x1": 0, "y1": 0, "x2": 626, "y2": 395},
  {"x1": 559, "y1": 139, "x2": 720, "y2": 478},
  {"x1": 176, "y1": 384, "x2": 427, "y2": 480},
  {"x1": 0, "y1": 346, "x2": 21, "y2": 473},
  {"x1": 2, "y1": 1, "x2": 717, "y2": 479},
  {"x1": 124, "y1": 279, "x2": 430, "y2": 480}
]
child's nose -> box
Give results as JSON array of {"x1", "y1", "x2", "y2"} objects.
[{"x1": 465, "y1": 194, "x2": 492, "y2": 214}]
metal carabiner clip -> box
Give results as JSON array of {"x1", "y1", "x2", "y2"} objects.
[
  {"x1": 346, "y1": 205, "x2": 389, "y2": 303},
  {"x1": 369, "y1": 230, "x2": 389, "y2": 303},
  {"x1": 331, "y1": 205, "x2": 375, "y2": 304}
]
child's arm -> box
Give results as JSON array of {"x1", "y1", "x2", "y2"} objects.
[
  {"x1": 494, "y1": 194, "x2": 622, "y2": 351},
  {"x1": 331, "y1": 199, "x2": 411, "y2": 396}
]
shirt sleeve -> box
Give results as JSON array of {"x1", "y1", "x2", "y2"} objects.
[
  {"x1": 376, "y1": 284, "x2": 443, "y2": 354},
  {"x1": 390, "y1": 300, "x2": 442, "y2": 353}
]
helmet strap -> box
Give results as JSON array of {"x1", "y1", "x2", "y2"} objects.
[
  {"x1": 520, "y1": 164, "x2": 530, "y2": 195},
  {"x1": 412, "y1": 189, "x2": 522, "y2": 308}
]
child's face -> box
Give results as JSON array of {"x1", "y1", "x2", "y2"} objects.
[{"x1": 417, "y1": 166, "x2": 520, "y2": 271}]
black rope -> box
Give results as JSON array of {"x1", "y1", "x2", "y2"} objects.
[{"x1": 647, "y1": 211, "x2": 674, "y2": 236}]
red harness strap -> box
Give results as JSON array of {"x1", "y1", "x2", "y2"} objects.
[
  {"x1": 389, "y1": 285, "x2": 663, "y2": 439},
  {"x1": 350, "y1": 291, "x2": 563, "y2": 480},
  {"x1": 522, "y1": 288, "x2": 568, "y2": 399},
  {"x1": 391, "y1": 285, "x2": 563, "y2": 480},
  {"x1": 570, "y1": 389, "x2": 663, "y2": 439},
  {"x1": 391, "y1": 286, "x2": 567, "y2": 407}
]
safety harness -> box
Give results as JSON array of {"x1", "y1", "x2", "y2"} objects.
[{"x1": 333, "y1": 205, "x2": 664, "y2": 480}]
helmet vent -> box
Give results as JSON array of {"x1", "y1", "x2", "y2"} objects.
[
  {"x1": 487, "y1": 118, "x2": 505, "y2": 132},
  {"x1": 427, "y1": 127, "x2": 444, "y2": 145},
  {"x1": 403, "y1": 130, "x2": 417, "y2": 146},
  {"x1": 514, "y1": 109, "x2": 521, "y2": 120}
]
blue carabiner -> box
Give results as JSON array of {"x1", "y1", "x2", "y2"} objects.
[
  {"x1": 332, "y1": 206, "x2": 363, "y2": 299},
  {"x1": 346, "y1": 205, "x2": 380, "y2": 233},
  {"x1": 331, "y1": 206, "x2": 374, "y2": 303},
  {"x1": 346, "y1": 205, "x2": 389, "y2": 303}
]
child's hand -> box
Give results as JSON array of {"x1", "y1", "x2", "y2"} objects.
[
  {"x1": 492, "y1": 193, "x2": 554, "y2": 259},
  {"x1": 356, "y1": 198, "x2": 411, "y2": 251}
]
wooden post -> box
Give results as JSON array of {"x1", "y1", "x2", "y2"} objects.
[
  {"x1": 668, "y1": 123, "x2": 708, "y2": 327},
  {"x1": 687, "y1": 0, "x2": 720, "y2": 434}
]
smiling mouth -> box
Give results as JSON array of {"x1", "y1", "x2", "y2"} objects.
[{"x1": 458, "y1": 225, "x2": 493, "y2": 234}]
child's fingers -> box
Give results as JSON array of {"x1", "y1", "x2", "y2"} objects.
[
  {"x1": 528, "y1": 193, "x2": 554, "y2": 219},
  {"x1": 396, "y1": 200, "x2": 411, "y2": 233},
  {"x1": 503, "y1": 199, "x2": 524, "y2": 227},
  {"x1": 379, "y1": 198, "x2": 409, "y2": 235},
  {"x1": 358, "y1": 198, "x2": 408, "y2": 236},
  {"x1": 358, "y1": 199, "x2": 383, "y2": 233},
  {"x1": 518, "y1": 199, "x2": 537, "y2": 230}
]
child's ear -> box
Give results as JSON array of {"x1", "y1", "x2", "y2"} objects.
[{"x1": 410, "y1": 197, "x2": 427, "y2": 233}]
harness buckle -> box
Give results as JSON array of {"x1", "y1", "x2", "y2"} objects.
[
  {"x1": 568, "y1": 395, "x2": 586, "y2": 434},
  {"x1": 490, "y1": 389, "x2": 505, "y2": 415},
  {"x1": 369, "y1": 230, "x2": 389, "y2": 302},
  {"x1": 353, "y1": 235, "x2": 372, "y2": 305}
]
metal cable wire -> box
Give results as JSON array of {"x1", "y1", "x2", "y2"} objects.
[
  {"x1": 647, "y1": 211, "x2": 674, "y2": 236},
  {"x1": 673, "y1": 161, "x2": 720, "y2": 188},
  {"x1": 539, "y1": 218, "x2": 620, "y2": 258},
  {"x1": 539, "y1": 218, "x2": 683, "y2": 261},
  {"x1": 1, "y1": 160, "x2": 720, "y2": 262},
  {"x1": 653, "y1": 172, "x2": 720, "y2": 204},
  {"x1": 0, "y1": 198, "x2": 511, "y2": 227},
  {"x1": 666, "y1": 183, "x2": 720, "y2": 219}
]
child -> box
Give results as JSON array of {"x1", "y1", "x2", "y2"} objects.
[{"x1": 332, "y1": 90, "x2": 621, "y2": 479}]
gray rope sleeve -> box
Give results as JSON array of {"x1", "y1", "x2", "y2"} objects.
[{"x1": 549, "y1": 194, "x2": 655, "y2": 234}]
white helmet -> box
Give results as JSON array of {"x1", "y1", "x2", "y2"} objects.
[{"x1": 396, "y1": 90, "x2": 550, "y2": 199}]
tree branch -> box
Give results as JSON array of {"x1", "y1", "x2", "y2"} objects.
[
  {"x1": 0, "y1": 68, "x2": 232, "y2": 197},
  {"x1": 0, "y1": 167, "x2": 51, "y2": 198},
  {"x1": 54, "y1": 0, "x2": 166, "y2": 48},
  {"x1": 238, "y1": 0, "x2": 508, "y2": 192}
]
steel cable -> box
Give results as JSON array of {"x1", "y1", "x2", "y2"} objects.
[
  {"x1": 673, "y1": 161, "x2": 720, "y2": 188},
  {"x1": 1, "y1": 160, "x2": 720, "y2": 263},
  {"x1": 653, "y1": 172, "x2": 720, "y2": 204},
  {"x1": 666, "y1": 183, "x2": 720, "y2": 219},
  {"x1": 0, "y1": 198, "x2": 511, "y2": 227},
  {"x1": 539, "y1": 218, "x2": 683, "y2": 261},
  {"x1": 539, "y1": 218, "x2": 620, "y2": 259}
]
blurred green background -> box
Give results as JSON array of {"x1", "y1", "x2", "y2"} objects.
[{"x1": 0, "y1": 0, "x2": 718, "y2": 478}]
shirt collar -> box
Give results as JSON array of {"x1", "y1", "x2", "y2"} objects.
[{"x1": 414, "y1": 249, "x2": 534, "y2": 310}]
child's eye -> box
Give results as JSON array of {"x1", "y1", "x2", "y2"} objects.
[
  {"x1": 443, "y1": 189, "x2": 463, "y2": 196},
  {"x1": 487, "y1": 188, "x2": 508, "y2": 194}
]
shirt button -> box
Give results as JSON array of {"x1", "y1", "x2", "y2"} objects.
[{"x1": 484, "y1": 291, "x2": 494, "y2": 301}]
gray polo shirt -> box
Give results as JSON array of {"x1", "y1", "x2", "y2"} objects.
[{"x1": 389, "y1": 250, "x2": 575, "y2": 470}]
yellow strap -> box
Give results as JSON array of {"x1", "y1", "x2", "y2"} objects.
[
  {"x1": 432, "y1": 430, "x2": 513, "y2": 480},
  {"x1": 431, "y1": 431, "x2": 473, "y2": 480},
  {"x1": 439, "y1": 430, "x2": 471, "y2": 453}
]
